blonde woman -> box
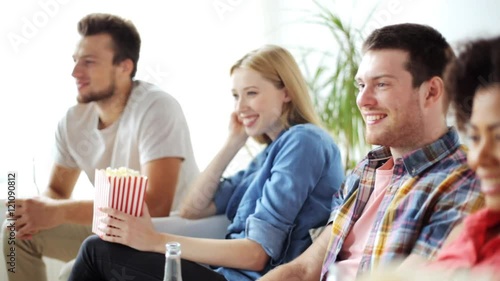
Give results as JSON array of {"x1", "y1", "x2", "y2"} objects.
[{"x1": 68, "y1": 45, "x2": 344, "y2": 281}]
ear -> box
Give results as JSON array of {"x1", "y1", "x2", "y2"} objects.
[
  {"x1": 119, "y1": 58, "x2": 134, "y2": 77},
  {"x1": 421, "y1": 76, "x2": 445, "y2": 109},
  {"x1": 282, "y1": 88, "x2": 292, "y2": 103}
]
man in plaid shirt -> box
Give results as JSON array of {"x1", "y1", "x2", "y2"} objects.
[{"x1": 260, "y1": 23, "x2": 484, "y2": 281}]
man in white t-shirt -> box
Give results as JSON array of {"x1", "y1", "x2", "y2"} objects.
[{"x1": 2, "y1": 13, "x2": 199, "y2": 281}]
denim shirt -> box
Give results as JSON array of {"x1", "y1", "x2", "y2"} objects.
[{"x1": 213, "y1": 123, "x2": 345, "y2": 281}]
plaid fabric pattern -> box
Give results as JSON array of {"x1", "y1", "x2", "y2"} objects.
[{"x1": 320, "y1": 128, "x2": 484, "y2": 280}]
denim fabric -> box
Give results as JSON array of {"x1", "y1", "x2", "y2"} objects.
[{"x1": 213, "y1": 123, "x2": 344, "y2": 281}]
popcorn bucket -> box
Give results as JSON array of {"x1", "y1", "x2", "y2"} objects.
[{"x1": 92, "y1": 168, "x2": 148, "y2": 236}]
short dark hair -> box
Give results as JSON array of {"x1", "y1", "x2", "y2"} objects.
[
  {"x1": 446, "y1": 36, "x2": 500, "y2": 130},
  {"x1": 78, "y1": 13, "x2": 141, "y2": 78},
  {"x1": 363, "y1": 23, "x2": 454, "y2": 88}
]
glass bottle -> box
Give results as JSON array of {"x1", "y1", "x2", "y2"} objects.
[{"x1": 163, "y1": 242, "x2": 183, "y2": 281}]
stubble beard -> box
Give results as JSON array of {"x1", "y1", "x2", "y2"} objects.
[
  {"x1": 365, "y1": 107, "x2": 424, "y2": 150},
  {"x1": 77, "y1": 81, "x2": 116, "y2": 104}
]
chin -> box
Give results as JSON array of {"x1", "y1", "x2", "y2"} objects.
[{"x1": 365, "y1": 135, "x2": 383, "y2": 146}]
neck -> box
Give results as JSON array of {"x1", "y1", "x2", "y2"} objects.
[
  {"x1": 96, "y1": 80, "x2": 133, "y2": 129},
  {"x1": 390, "y1": 123, "x2": 448, "y2": 159}
]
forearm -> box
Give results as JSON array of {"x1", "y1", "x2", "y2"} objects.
[
  {"x1": 153, "y1": 233, "x2": 268, "y2": 271},
  {"x1": 259, "y1": 262, "x2": 309, "y2": 281},
  {"x1": 57, "y1": 199, "x2": 94, "y2": 225},
  {"x1": 179, "y1": 139, "x2": 244, "y2": 218},
  {"x1": 261, "y1": 225, "x2": 331, "y2": 281}
]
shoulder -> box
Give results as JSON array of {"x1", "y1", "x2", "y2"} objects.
[
  {"x1": 129, "y1": 80, "x2": 182, "y2": 109},
  {"x1": 267, "y1": 124, "x2": 341, "y2": 163},
  {"x1": 126, "y1": 81, "x2": 185, "y2": 119},
  {"x1": 421, "y1": 143, "x2": 472, "y2": 180},
  {"x1": 279, "y1": 124, "x2": 335, "y2": 145}
]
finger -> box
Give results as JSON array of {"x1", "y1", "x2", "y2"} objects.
[
  {"x1": 99, "y1": 207, "x2": 128, "y2": 220},
  {"x1": 98, "y1": 224, "x2": 121, "y2": 238},
  {"x1": 5, "y1": 211, "x2": 20, "y2": 220},
  {"x1": 100, "y1": 215, "x2": 125, "y2": 230},
  {"x1": 18, "y1": 228, "x2": 37, "y2": 240},
  {"x1": 14, "y1": 199, "x2": 27, "y2": 209},
  {"x1": 16, "y1": 224, "x2": 34, "y2": 238},
  {"x1": 17, "y1": 234, "x2": 33, "y2": 240},
  {"x1": 15, "y1": 217, "x2": 29, "y2": 232},
  {"x1": 99, "y1": 232, "x2": 120, "y2": 244}
]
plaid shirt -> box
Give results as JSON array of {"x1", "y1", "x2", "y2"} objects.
[{"x1": 321, "y1": 128, "x2": 484, "y2": 280}]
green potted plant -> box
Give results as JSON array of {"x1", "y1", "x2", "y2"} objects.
[{"x1": 300, "y1": 0, "x2": 375, "y2": 170}]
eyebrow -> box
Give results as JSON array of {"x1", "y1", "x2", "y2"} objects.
[
  {"x1": 232, "y1": 86, "x2": 259, "y2": 93},
  {"x1": 468, "y1": 122, "x2": 500, "y2": 131},
  {"x1": 355, "y1": 74, "x2": 398, "y2": 82},
  {"x1": 72, "y1": 54, "x2": 96, "y2": 60}
]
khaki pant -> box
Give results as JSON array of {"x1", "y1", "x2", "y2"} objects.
[{"x1": 2, "y1": 220, "x2": 92, "y2": 281}]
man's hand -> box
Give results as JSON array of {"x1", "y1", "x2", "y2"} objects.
[{"x1": 9, "y1": 197, "x2": 63, "y2": 240}]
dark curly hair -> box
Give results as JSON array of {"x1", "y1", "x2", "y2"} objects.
[
  {"x1": 78, "y1": 13, "x2": 141, "y2": 78},
  {"x1": 363, "y1": 23, "x2": 454, "y2": 88},
  {"x1": 445, "y1": 36, "x2": 500, "y2": 131}
]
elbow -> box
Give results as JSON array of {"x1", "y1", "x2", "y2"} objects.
[
  {"x1": 246, "y1": 247, "x2": 270, "y2": 271},
  {"x1": 147, "y1": 202, "x2": 171, "y2": 217},
  {"x1": 177, "y1": 204, "x2": 200, "y2": 219},
  {"x1": 177, "y1": 207, "x2": 194, "y2": 219}
]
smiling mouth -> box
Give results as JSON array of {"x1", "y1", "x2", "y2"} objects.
[
  {"x1": 479, "y1": 175, "x2": 500, "y2": 194},
  {"x1": 76, "y1": 81, "x2": 89, "y2": 90},
  {"x1": 365, "y1": 114, "x2": 387, "y2": 124},
  {"x1": 241, "y1": 116, "x2": 258, "y2": 127}
]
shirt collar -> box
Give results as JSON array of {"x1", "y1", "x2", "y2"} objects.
[{"x1": 366, "y1": 127, "x2": 460, "y2": 177}]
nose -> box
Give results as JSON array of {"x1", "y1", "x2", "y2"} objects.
[
  {"x1": 234, "y1": 95, "x2": 247, "y2": 113},
  {"x1": 72, "y1": 62, "x2": 82, "y2": 78},
  {"x1": 356, "y1": 85, "x2": 376, "y2": 110}
]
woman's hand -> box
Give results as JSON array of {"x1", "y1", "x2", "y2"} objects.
[
  {"x1": 98, "y1": 203, "x2": 163, "y2": 252},
  {"x1": 228, "y1": 111, "x2": 248, "y2": 147}
]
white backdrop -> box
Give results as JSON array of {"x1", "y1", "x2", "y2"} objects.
[{"x1": 2, "y1": 0, "x2": 500, "y2": 200}]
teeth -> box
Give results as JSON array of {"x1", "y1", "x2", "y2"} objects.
[
  {"x1": 242, "y1": 116, "x2": 257, "y2": 126},
  {"x1": 366, "y1": 115, "x2": 385, "y2": 121},
  {"x1": 481, "y1": 184, "x2": 500, "y2": 195}
]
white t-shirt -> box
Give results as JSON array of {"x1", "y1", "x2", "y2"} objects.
[{"x1": 54, "y1": 80, "x2": 199, "y2": 212}]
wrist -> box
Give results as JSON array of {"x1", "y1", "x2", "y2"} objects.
[
  {"x1": 154, "y1": 232, "x2": 170, "y2": 253},
  {"x1": 224, "y1": 137, "x2": 246, "y2": 153},
  {"x1": 45, "y1": 200, "x2": 67, "y2": 226}
]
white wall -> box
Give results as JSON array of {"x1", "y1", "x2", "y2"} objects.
[{"x1": 2, "y1": 0, "x2": 500, "y2": 200}]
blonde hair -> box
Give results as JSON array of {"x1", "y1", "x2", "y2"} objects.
[{"x1": 230, "y1": 45, "x2": 321, "y2": 144}]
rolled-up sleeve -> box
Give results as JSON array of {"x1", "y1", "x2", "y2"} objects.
[{"x1": 245, "y1": 216, "x2": 294, "y2": 260}]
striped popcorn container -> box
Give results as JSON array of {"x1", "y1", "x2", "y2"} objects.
[{"x1": 92, "y1": 168, "x2": 148, "y2": 236}]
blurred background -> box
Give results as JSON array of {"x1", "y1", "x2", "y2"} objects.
[{"x1": 1, "y1": 0, "x2": 500, "y2": 200}]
